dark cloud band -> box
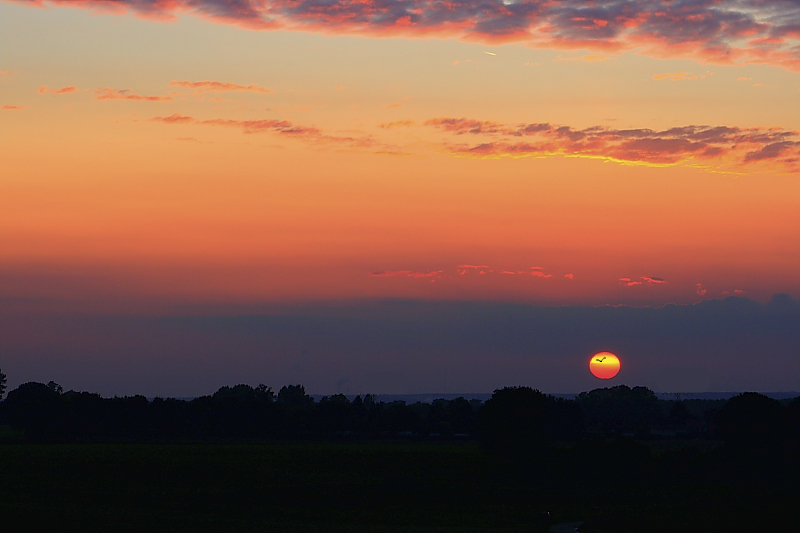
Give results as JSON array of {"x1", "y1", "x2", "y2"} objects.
[{"x1": 17, "y1": 0, "x2": 800, "y2": 71}]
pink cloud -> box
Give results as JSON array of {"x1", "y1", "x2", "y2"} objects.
[
  {"x1": 653, "y1": 72, "x2": 698, "y2": 81},
  {"x1": 379, "y1": 120, "x2": 414, "y2": 129},
  {"x1": 426, "y1": 117, "x2": 800, "y2": 172},
  {"x1": 18, "y1": 1, "x2": 800, "y2": 72},
  {"x1": 149, "y1": 113, "x2": 376, "y2": 148},
  {"x1": 95, "y1": 87, "x2": 174, "y2": 102},
  {"x1": 697, "y1": 284, "x2": 708, "y2": 297},
  {"x1": 565, "y1": 273, "x2": 574, "y2": 279},
  {"x1": 52, "y1": 86, "x2": 78, "y2": 94},
  {"x1": 620, "y1": 276, "x2": 667, "y2": 286},
  {"x1": 150, "y1": 113, "x2": 194, "y2": 124},
  {"x1": 38, "y1": 85, "x2": 79, "y2": 94},
  {"x1": 2, "y1": 105, "x2": 25, "y2": 110},
  {"x1": 370, "y1": 270, "x2": 444, "y2": 278},
  {"x1": 168, "y1": 80, "x2": 274, "y2": 93}
]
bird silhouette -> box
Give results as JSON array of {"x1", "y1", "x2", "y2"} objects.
[{"x1": 595, "y1": 356, "x2": 607, "y2": 363}]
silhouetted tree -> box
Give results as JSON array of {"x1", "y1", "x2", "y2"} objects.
[
  {"x1": 477, "y1": 386, "x2": 549, "y2": 458},
  {"x1": 1, "y1": 382, "x2": 66, "y2": 439},
  {"x1": 277, "y1": 384, "x2": 314, "y2": 408},
  {"x1": 577, "y1": 385, "x2": 661, "y2": 437},
  {"x1": 0, "y1": 368, "x2": 6, "y2": 399},
  {"x1": 717, "y1": 392, "x2": 784, "y2": 442}
]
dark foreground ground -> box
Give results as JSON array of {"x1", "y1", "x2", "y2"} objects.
[{"x1": 1, "y1": 439, "x2": 797, "y2": 532}]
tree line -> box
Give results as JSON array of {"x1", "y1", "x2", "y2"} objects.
[{"x1": 1, "y1": 375, "x2": 799, "y2": 445}]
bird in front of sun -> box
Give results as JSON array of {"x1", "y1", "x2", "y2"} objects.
[{"x1": 589, "y1": 352, "x2": 620, "y2": 379}]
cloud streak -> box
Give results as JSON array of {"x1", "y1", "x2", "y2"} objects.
[
  {"x1": 15, "y1": 0, "x2": 800, "y2": 71},
  {"x1": 425, "y1": 117, "x2": 800, "y2": 172},
  {"x1": 39, "y1": 85, "x2": 79, "y2": 94},
  {"x1": 95, "y1": 87, "x2": 174, "y2": 101},
  {"x1": 168, "y1": 80, "x2": 274, "y2": 93},
  {"x1": 150, "y1": 113, "x2": 375, "y2": 147},
  {"x1": 370, "y1": 270, "x2": 444, "y2": 278}
]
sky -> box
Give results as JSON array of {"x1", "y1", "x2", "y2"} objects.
[{"x1": 2, "y1": 0, "x2": 800, "y2": 397}]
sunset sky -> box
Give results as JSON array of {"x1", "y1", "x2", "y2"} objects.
[{"x1": 2, "y1": 0, "x2": 800, "y2": 397}]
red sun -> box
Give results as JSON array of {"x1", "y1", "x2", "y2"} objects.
[{"x1": 589, "y1": 351, "x2": 621, "y2": 379}]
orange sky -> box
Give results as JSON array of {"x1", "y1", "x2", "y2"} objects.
[
  {"x1": 3, "y1": 1, "x2": 800, "y2": 395},
  {"x1": 2, "y1": 2, "x2": 800, "y2": 308}
]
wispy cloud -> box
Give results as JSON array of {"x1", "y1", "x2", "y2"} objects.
[
  {"x1": 149, "y1": 113, "x2": 375, "y2": 147},
  {"x1": 425, "y1": 117, "x2": 800, "y2": 172},
  {"x1": 621, "y1": 276, "x2": 668, "y2": 286},
  {"x1": 370, "y1": 270, "x2": 444, "y2": 278},
  {"x1": 379, "y1": 120, "x2": 414, "y2": 129},
  {"x1": 653, "y1": 72, "x2": 698, "y2": 81},
  {"x1": 95, "y1": 87, "x2": 174, "y2": 101},
  {"x1": 21, "y1": 1, "x2": 800, "y2": 71},
  {"x1": 375, "y1": 264, "x2": 563, "y2": 279},
  {"x1": 168, "y1": 80, "x2": 274, "y2": 93},
  {"x1": 2, "y1": 105, "x2": 25, "y2": 110},
  {"x1": 39, "y1": 85, "x2": 79, "y2": 94}
]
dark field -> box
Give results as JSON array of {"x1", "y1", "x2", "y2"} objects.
[{"x1": 2, "y1": 439, "x2": 797, "y2": 532}]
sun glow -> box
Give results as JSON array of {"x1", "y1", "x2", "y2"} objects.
[{"x1": 589, "y1": 352, "x2": 621, "y2": 379}]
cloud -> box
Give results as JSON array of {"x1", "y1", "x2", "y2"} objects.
[
  {"x1": 379, "y1": 120, "x2": 414, "y2": 129},
  {"x1": 565, "y1": 273, "x2": 574, "y2": 280},
  {"x1": 370, "y1": 270, "x2": 444, "y2": 278},
  {"x1": 425, "y1": 118, "x2": 507, "y2": 136},
  {"x1": 2, "y1": 105, "x2": 24, "y2": 110},
  {"x1": 95, "y1": 87, "x2": 174, "y2": 102},
  {"x1": 52, "y1": 86, "x2": 78, "y2": 94},
  {"x1": 697, "y1": 284, "x2": 708, "y2": 297},
  {"x1": 151, "y1": 113, "x2": 194, "y2": 124},
  {"x1": 19, "y1": 1, "x2": 800, "y2": 72},
  {"x1": 653, "y1": 72, "x2": 698, "y2": 81},
  {"x1": 426, "y1": 117, "x2": 800, "y2": 172},
  {"x1": 621, "y1": 276, "x2": 667, "y2": 286},
  {"x1": 168, "y1": 80, "x2": 274, "y2": 93},
  {"x1": 38, "y1": 85, "x2": 80, "y2": 94},
  {"x1": 1, "y1": 70, "x2": 11, "y2": 75},
  {"x1": 149, "y1": 113, "x2": 376, "y2": 148}
]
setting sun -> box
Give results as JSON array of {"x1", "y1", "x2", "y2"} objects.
[{"x1": 589, "y1": 352, "x2": 621, "y2": 379}]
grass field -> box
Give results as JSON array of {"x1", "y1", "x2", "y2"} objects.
[
  {"x1": 1, "y1": 441, "x2": 568, "y2": 532},
  {"x1": 1, "y1": 440, "x2": 795, "y2": 531}
]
